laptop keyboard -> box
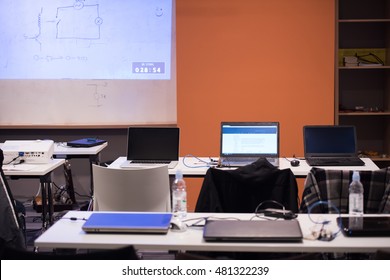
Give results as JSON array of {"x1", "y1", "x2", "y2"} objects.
[
  {"x1": 131, "y1": 160, "x2": 171, "y2": 164},
  {"x1": 221, "y1": 157, "x2": 257, "y2": 166},
  {"x1": 306, "y1": 157, "x2": 365, "y2": 166}
]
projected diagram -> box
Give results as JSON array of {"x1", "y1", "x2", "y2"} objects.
[
  {"x1": 56, "y1": 1, "x2": 103, "y2": 40},
  {"x1": 1, "y1": 0, "x2": 173, "y2": 80},
  {"x1": 24, "y1": 0, "x2": 103, "y2": 50},
  {"x1": 87, "y1": 82, "x2": 108, "y2": 107}
]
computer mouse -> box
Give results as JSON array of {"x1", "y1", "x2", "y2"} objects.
[
  {"x1": 290, "y1": 159, "x2": 300, "y2": 167},
  {"x1": 170, "y1": 218, "x2": 187, "y2": 232}
]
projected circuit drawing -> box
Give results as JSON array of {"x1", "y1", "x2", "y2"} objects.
[
  {"x1": 56, "y1": 1, "x2": 103, "y2": 40},
  {"x1": 0, "y1": 0, "x2": 173, "y2": 80}
]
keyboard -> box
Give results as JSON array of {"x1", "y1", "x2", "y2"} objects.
[
  {"x1": 221, "y1": 157, "x2": 257, "y2": 167},
  {"x1": 131, "y1": 160, "x2": 171, "y2": 164},
  {"x1": 121, "y1": 160, "x2": 178, "y2": 169},
  {"x1": 306, "y1": 157, "x2": 365, "y2": 166}
]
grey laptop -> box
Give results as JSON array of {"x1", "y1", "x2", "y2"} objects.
[
  {"x1": 303, "y1": 125, "x2": 365, "y2": 166},
  {"x1": 219, "y1": 122, "x2": 280, "y2": 167},
  {"x1": 82, "y1": 212, "x2": 173, "y2": 234},
  {"x1": 203, "y1": 219, "x2": 303, "y2": 242},
  {"x1": 120, "y1": 127, "x2": 179, "y2": 169}
]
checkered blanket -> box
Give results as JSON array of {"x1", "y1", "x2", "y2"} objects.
[{"x1": 300, "y1": 167, "x2": 390, "y2": 214}]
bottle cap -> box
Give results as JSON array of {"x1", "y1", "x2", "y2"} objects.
[
  {"x1": 175, "y1": 169, "x2": 183, "y2": 179},
  {"x1": 352, "y1": 171, "x2": 360, "y2": 181}
]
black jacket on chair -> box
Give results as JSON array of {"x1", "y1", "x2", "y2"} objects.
[{"x1": 195, "y1": 158, "x2": 299, "y2": 213}]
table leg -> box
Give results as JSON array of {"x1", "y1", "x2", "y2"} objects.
[{"x1": 40, "y1": 173, "x2": 54, "y2": 228}]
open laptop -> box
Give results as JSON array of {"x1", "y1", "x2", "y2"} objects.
[
  {"x1": 303, "y1": 125, "x2": 365, "y2": 166},
  {"x1": 337, "y1": 216, "x2": 390, "y2": 237},
  {"x1": 219, "y1": 122, "x2": 279, "y2": 167},
  {"x1": 67, "y1": 138, "x2": 107, "y2": 148},
  {"x1": 82, "y1": 212, "x2": 173, "y2": 234},
  {"x1": 120, "y1": 127, "x2": 179, "y2": 169},
  {"x1": 203, "y1": 219, "x2": 303, "y2": 242}
]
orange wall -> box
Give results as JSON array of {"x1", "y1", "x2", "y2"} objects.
[{"x1": 176, "y1": 0, "x2": 335, "y2": 211}]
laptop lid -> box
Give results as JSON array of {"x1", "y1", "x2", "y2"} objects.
[
  {"x1": 304, "y1": 125, "x2": 358, "y2": 158},
  {"x1": 67, "y1": 138, "x2": 107, "y2": 147},
  {"x1": 220, "y1": 122, "x2": 280, "y2": 160},
  {"x1": 82, "y1": 212, "x2": 173, "y2": 234},
  {"x1": 203, "y1": 219, "x2": 303, "y2": 242},
  {"x1": 337, "y1": 216, "x2": 390, "y2": 237},
  {"x1": 125, "y1": 127, "x2": 179, "y2": 162}
]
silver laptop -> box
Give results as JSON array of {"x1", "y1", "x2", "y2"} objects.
[
  {"x1": 303, "y1": 125, "x2": 364, "y2": 166},
  {"x1": 120, "y1": 127, "x2": 179, "y2": 169},
  {"x1": 203, "y1": 219, "x2": 303, "y2": 242},
  {"x1": 219, "y1": 122, "x2": 280, "y2": 167},
  {"x1": 82, "y1": 212, "x2": 173, "y2": 234}
]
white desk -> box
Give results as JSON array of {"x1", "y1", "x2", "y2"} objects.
[
  {"x1": 3, "y1": 159, "x2": 65, "y2": 228},
  {"x1": 109, "y1": 156, "x2": 379, "y2": 177},
  {"x1": 54, "y1": 142, "x2": 108, "y2": 158},
  {"x1": 35, "y1": 211, "x2": 390, "y2": 253}
]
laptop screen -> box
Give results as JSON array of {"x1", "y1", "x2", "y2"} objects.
[
  {"x1": 126, "y1": 127, "x2": 179, "y2": 161},
  {"x1": 220, "y1": 122, "x2": 279, "y2": 157},
  {"x1": 304, "y1": 125, "x2": 357, "y2": 157}
]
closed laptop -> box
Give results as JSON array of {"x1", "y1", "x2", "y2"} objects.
[
  {"x1": 203, "y1": 219, "x2": 303, "y2": 242},
  {"x1": 82, "y1": 212, "x2": 173, "y2": 234},
  {"x1": 67, "y1": 138, "x2": 107, "y2": 148},
  {"x1": 337, "y1": 216, "x2": 390, "y2": 237}
]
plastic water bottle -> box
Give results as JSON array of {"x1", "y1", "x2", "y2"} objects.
[
  {"x1": 349, "y1": 171, "x2": 364, "y2": 215},
  {"x1": 172, "y1": 170, "x2": 187, "y2": 218}
]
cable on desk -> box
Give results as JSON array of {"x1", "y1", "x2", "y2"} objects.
[
  {"x1": 182, "y1": 154, "x2": 217, "y2": 168},
  {"x1": 4, "y1": 155, "x2": 24, "y2": 165},
  {"x1": 183, "y1": 216, "x2": 241, "y2": 228},
  {"x1": 306, "y1": 201, "x2": 342, "y2": 241}
]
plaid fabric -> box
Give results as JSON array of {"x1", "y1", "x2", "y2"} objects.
[{"x1": 300, "y1": 167, "x2": 390, "y2": 214}]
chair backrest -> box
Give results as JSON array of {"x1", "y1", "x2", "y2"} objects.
[
  {"x1": 195, "y1": 158, "x2": 299, "y2": 213},
  {"x1": 92, "y1": 164, "x2": 171, "y2": 212},
  {"x1": 300, "y1": 167, "x2": 390, "y2": 214}
]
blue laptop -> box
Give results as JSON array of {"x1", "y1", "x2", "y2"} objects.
[
  {"x1": 82, "y1": 212, "x2": 173, "y2": 234},
  {"x1": 67, "y1": 138, "x2": 107, "y2": 148}
]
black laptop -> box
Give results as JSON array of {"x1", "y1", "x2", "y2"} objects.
[
  {"x1": 303, "y1": 125, "x2": 365, "y2": 166},
  {"x1": 120, "y1": 127, "x2": 180, "y2": 169},
  {"x1": 203, "y1": 219, "x2": 303, "y2": 242},
  {"x1": 337, "y1": 216, "x2": 390, "y2": 237}
]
